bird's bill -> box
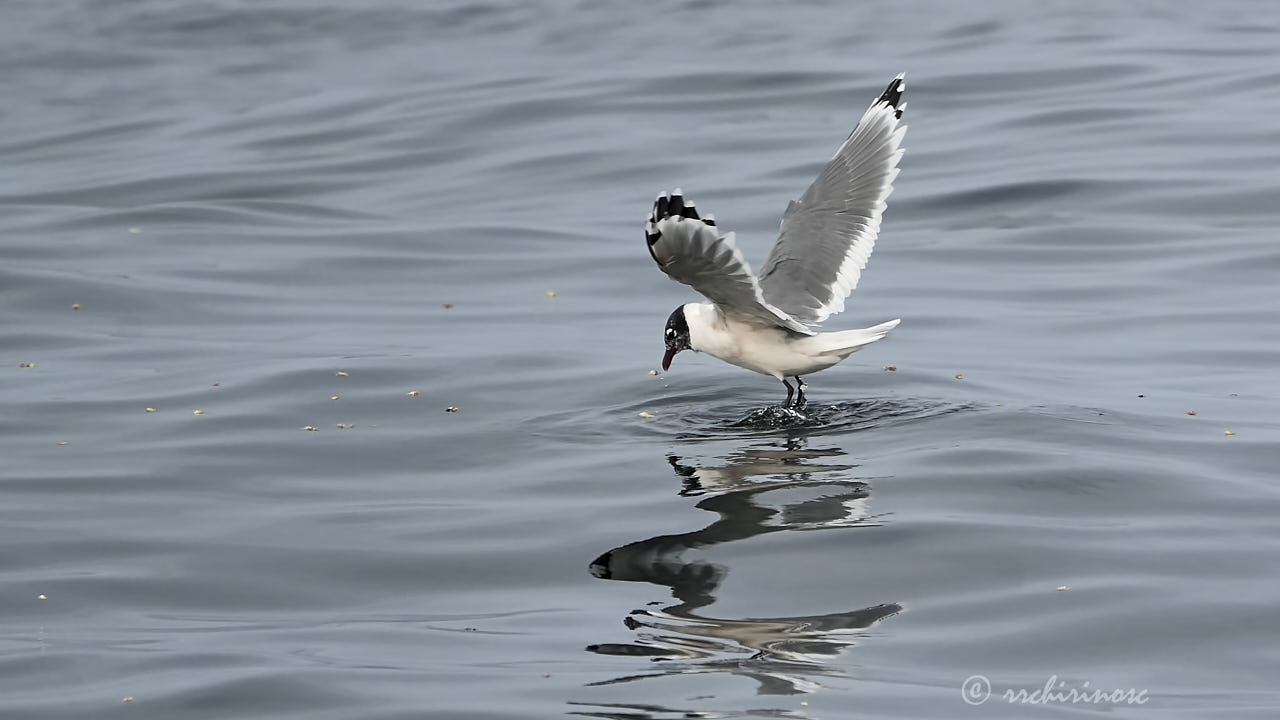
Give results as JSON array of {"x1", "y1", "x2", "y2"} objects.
[{"x1": 662, "y1": 347, "x2": 678, "y2": 371}]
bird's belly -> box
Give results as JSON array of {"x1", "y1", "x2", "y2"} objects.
[
  {"x1": 700, "y1": 328, "x2": 838, "y2": 379},
  {"x1": 737, "y1": 347, "x2": 839, "y2": 378}
]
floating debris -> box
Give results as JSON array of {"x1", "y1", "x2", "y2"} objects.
[
  {"x1": 37, "y1": 594, "x2": 47, "y2": 600},
  {"x1": 145, "y1": 407, "x2": 156, "y2": 413},
  {"x1": 1137, "y1": 394, "x2": 1145, "y2": 398},
  {"x1": 545, "y1": 290, "x2": 557, "y2": 298},
  {"x1": 445, "y1": 406, "x2": 460, "y2": 413},
  {"x1": 408, "y1": 390, "x2": 420, "y2": 397},
  {"x1": 122, "y1": 697, "x2": 134, "y2": 703},
  {"x1": 1057, "y1": 585, "x2": 1069, "y2": 592},
  {"x1": 543, "y1": 673, "x2": 551, "y2": 679},
  {"x1": 72, "y1": 303, "x2": 81, "y2": 310},
  {"x1": 19, "y1": 362, "x2": 35, "y2": 368},
  {"x1": 463, "y1": 626, "x2": 476, "y2": 632},
  {"x1": 211, "y1": 382, "x2": 220, "y2": 388},
  {"x1": 648, "y1": 369, "x2": 659, "y2": 376},
  {"x1": 883, "y1": 365, "x2": 897, "y2": 371},
  {"x1": 336, "y1": 423, "x2": 353, "y2": 429},
  {"x1": 1230, "y1": 393, "x2": 1239, "y2": 398},
  {"x1": 335, "y1": 370, "x2": 349, "y2": 377},
  {"x1": 128, "y1": 227, "x2": 141, "y2": 234},
  {"x1": 954, "y1": 373, "x2": 964, "y2": 380},
  {"x1": 192, "y1": 409, "x2": 205, "y2": 415},
  {"x1": 638, "y1": 411, "x2": 654, "y2": 419},
  {"x1": 302, "y1": 425, "x2": 317, "y2": 432},
  {"x1": 1224, "y1": 430, "x2": 1235, "y2": 436},
  {"x1": 1187, "y1": 410, "x2": 1197, "y2": 416},
  {"x1": 330, "y1": 395, "x2": 339, "y2": 401},
  {"x1": 443, "y1": 303, "x2": 454, "y2": 309},
  {"x1": 56, "y1": 441, "x2": 69, "y2": 446}
]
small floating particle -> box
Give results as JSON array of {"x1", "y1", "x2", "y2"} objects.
[
  {"x1": 336, "y1": 422, "x2": 353, "y2": 429},
  {"x1": 1224, "y1": 430, "x2": 1235, "y2": 436},
  {"x1": 128, "y1": 227, "x2": 141, "y2": 234},
  {"x1": 1230, "y1": 393, "x2": 1239, "y2": 398},
  {"x1": 463, "y1": 626, "x2": 476, "y2": 632},
  {"x1": 883, "y1": 365, "x2": 897, "y2": 371},
  {"x1": 445, "y1": 406, "x2": 460, "y2": 413},
  {"x1": 543, "y1": 673, "x2": 551, "y2": 679},
  {"x1": 1187, "y1": 410, "x2": 1197, "y2": 416},
  {"x1": 145, "y1": 407, "x2": 156, "y2": 413},
  {"x1": 800, "y1": 700, "x2": 808, "y2": 706},
  {"x1": 1057, "y1": 585, "x2": 1069, "y2": 592},
  {"x1": 56, "y1": 441, "x2": 69, "y2": 446},
  {"x1": 19, "y1": 362, "x2": 35, "y2": 368},
  {"x1": 408, "y1": 390, "x2": 420, "y2": 397},
  {"x1": 954, "y1": 373, "x2": 964, "y2": 380},
  {"x1": 443, "y1": 303, "x2": 454, "y2": 309},
  {"x1": 335, "y1": 371, "x2": 349, "y2": 377},
  {"x1": 192, "y1": 409, "x2": 204, "y2": 415},
  {"x1": 211, "y1": 382, "x2": 220, "y2": 388},
  {"x1": 37, "y1": 594, "x2": 47, "y2": 600},
  {"x1": 638, "y1": 410, "x2": 653, "y2": 419},
  {"x1": 122, "y1": 697, "x2": 134, "y2": 703},
  {"x1": 648, "y1": 369, "x2": 659, "y2": 376},
  {"x1": 1137, "y1": 394, "x2": 1145, "y2": 398},
  {"x1": 302, "y1": 425, "x2": 317, "y2": 431},
  {"x1": 72, "y1": 303, "x2": 81, "y2": 310},
  {"x1": 545, "y1": 290, "x2": 556, "y2": 298},
  {"x1": 330, "y1": 395, "x2": 339, "y2": 401}
]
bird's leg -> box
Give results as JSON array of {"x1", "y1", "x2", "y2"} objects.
[
  {"x1": 794, "y1": 376, "x2": 807, "y2": 408},
  {"x1": 781, "y1": 378, "x2": 794, "y2": 408}
]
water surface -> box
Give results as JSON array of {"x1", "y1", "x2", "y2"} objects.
[{"x1": 4, "y1": 1, "x2": 1280, "y2": 718}]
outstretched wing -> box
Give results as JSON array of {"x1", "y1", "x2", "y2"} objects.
[
  {"x1": 758, "y1": 74, "x2": 907, "y2": 327},
  {"x1": 646, "y1": 190, "x2": 812, "y2": 334}
]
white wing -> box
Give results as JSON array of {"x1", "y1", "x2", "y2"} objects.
[
  {"x1": 758, "y1": 74, "x2": 907, "y2": 327},
  {"x1": 646, "y1": 190, "x2": 812, "y2": 334}
]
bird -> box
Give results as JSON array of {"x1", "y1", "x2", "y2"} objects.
[{"x1": 645, "y1": 74, "x2": 907, "y2": 409}]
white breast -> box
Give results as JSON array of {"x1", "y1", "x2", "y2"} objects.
[{"x1": 683, "y1": 303, "x2": 840, "y2": 379}]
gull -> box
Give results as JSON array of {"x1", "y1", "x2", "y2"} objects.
[{"x1": 646, "y1": 74, "x2": 907, "y2": 408}]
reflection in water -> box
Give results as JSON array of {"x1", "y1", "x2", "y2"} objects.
[{"x1": 584, "y1": 436, "x2": 901, "y2": 698}]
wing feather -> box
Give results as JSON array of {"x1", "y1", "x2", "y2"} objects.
[
  {"x1": 646, "y1": 190, "x2": 812, "y2": 334},
  {"x1": 758, "y1": 74, "x2": 907, "y2": 327}
]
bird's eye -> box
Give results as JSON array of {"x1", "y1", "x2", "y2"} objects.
[{"x1": 665, "y1": 328, "x2": 674, "y2": 336}]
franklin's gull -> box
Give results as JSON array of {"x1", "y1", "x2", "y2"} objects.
[{"x1": 646, "y1": 74, "x2": 907, "y2": 408}]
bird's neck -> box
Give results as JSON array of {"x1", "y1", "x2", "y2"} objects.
[{"x1": 683, "y1": 302, "x2": 728, "y2": 353}]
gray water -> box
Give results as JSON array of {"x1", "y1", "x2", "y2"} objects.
[{"x1": 4, "y1": 1, "x2": 1280, "y2": 718}]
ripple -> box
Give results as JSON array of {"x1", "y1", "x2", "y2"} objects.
[
  {"x1": 665, "y1": 397, "x2": 975, "y2": 441},
  {"x1": 531, "y1": 394, "x2": 976, "y2": 445}
]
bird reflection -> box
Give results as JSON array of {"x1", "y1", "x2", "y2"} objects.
[{"x1": 585, "y1": 435, "x2": 900, "y2": 697}]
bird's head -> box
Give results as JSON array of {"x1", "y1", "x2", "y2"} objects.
[{"x1": 662, "y1": 305, "x2": 692, "y2": 371}]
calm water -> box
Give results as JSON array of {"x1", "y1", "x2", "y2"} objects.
[{"x1": 4, "y1": 1, "x2": 1280, "y2": 718}]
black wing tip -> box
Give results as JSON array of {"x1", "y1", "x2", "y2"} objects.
[
  {"x1": 646, "y1": 189, "x2": 717, "y2": 246},
  {"x1": 879, "y1": 73, "x2": 906, "y2": 120}
]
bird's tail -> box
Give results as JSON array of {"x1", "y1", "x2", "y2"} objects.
[{"x1": 814, "y1": 319, "x2": 900, "y2": 357}]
